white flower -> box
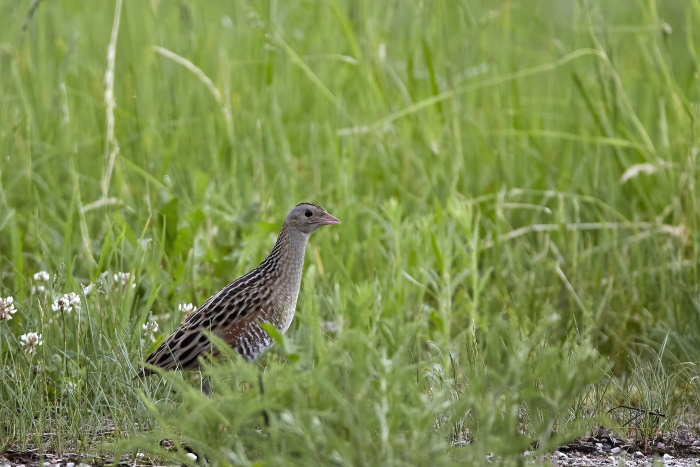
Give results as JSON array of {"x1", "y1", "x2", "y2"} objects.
[
  {"x1": 33, "y1": 271, "x2": 50, "y2": 282},
  {"x1": 20, "y1": 332, "x2": 43, "y2": 355},
  {"x1": 178, "y1": 302, "x2": 197, "y2": 315},
  {"x1": 81, "y1": 282, "x2": 94, "y2": 296},
  {"x1": 142, "y1": 318, "x2": 159, "y2": 334},
  {"x1": 31, "y1": 285, "x2": 46, "y2": 295},
  {"x1": 114, "y1": 272, "x2": 135, "y2": 289},
  {"x1": 65, "y1": 292, "x2": 80, "y2": 305},
  {"x1": 0, "y1": 296, "x2": 17, "y2": 321},
  {"x1": 142, "y1": 315, "x2": 159, "y2": 342},
  {"x1": 52, "y1": 292, "x2": 80, "y2": 314}
]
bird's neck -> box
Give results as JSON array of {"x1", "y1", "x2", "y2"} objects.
[{"x1": 264, "y1": 227, "x2": 310, "y2": 277}]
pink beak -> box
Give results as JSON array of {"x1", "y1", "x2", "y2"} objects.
[{"x1": 318, "y1": 212, "x2": 341, "y2": 225}]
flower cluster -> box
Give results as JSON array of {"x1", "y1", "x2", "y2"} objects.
[
  {"x1": 114, "y1": 272, "x2": 135, "y2": 289},
  {"x1": 33, "y1": 271, "x2": 50, "y2": 282},
  {"x1": 179, "y1": 302, "x2": 197, "y2": 316},
  {"x1": 0, "y1": 296, "x2": 17, "y2": 321},
  {"x1": 142, "y1": 315, "x2": 159, "y2": 342},
  {"x1": 4, "y1": 268, "x2": 149, "y2": 359},
  {"x1": 20, "y1": 332, "x2": 43, "y2": 355},
  {"x1": 143, "y1": 317, "x2": 159, "y2": 334},
  {"x1": 142, "y1": 315, "x2": 158, "y2": 342},
  {"x1": 52, "y1": 292, "x2": 80, "y2": 314},
  {"x1": 31, "y1": 270, "x2": 50, "y2": 294}
]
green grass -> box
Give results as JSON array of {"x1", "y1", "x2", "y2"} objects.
[{"x1": 1, "y1": 0, "x2": 699, "y2": 464}]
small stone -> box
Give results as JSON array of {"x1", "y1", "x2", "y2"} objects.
[
  {"x1": 611, "y1": 447, "x2": 621, "y2": 455},
  {"x1": 554, "y1": 451, "x2": 568, "y2": 459},
  {"x1": 676, "y1": 429, "x2": 693, "y2": 445},
  {"x1": 66, "y1": 463, "x2": 74, "y2": 467},
  {"x1": 186, "y1": 453, "x2": 198, "y2": 461},
  {"x1": 596, "y1": 442, "x2": 603, "y2": 450},
  {"x1": 663, "y1": 453, "x2": 674, "y2": 463},
  {"x1": 693, "y1": 439, "x2": 700, "y2": 446},
  {"x1": 634, "y1": 451, "x2": 644, "y2": 458}
]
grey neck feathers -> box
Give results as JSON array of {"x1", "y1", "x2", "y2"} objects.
[{"x1": 261, "y1": 227, "x2": 310, "y2": 276}]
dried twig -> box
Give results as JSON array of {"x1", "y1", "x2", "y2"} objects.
[
  {"x1": 608, "y1": 405, "x2": 666, "y2": 427},
  {"x1": 21, "y1": 0, "x2": 43, "y2": 33}
]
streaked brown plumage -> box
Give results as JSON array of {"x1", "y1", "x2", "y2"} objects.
[{"x1": 139, "y1": 203, "x2": 340, "y2": 377}]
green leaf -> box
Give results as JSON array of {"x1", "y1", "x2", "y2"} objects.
[
  {"x1": 258, "y1": 321, "x2": 284, "y2": 347},
  {"x1": 159, "y1": 198, "x2": 180, "y2": 254}
]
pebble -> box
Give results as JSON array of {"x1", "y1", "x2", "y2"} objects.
[
  {"x1": 554, "y1": 451, "x2": 568, "y2": 459},
  {"x1": 694, "y1": 440, "x2": 700, "y2": 446},
  {"x1": 634, "y1": 451, "x2": 644, "y2": 458},
  {"x1": 186, "y1": 453, "x2": 198, "y2": 461},
  {"x1": 611, "y1": 447, "x2": 621, "y2": 455},
  {"x1": 663, "y1": 453, "x2": 674, "y2": 463},
  {"x1": 66, "y1": 463, "x2": 74, "y2": 467}
]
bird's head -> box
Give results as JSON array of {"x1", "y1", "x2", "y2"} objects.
[{"x1": 284, "y1": 203, "x2": 340, "y2": 234}]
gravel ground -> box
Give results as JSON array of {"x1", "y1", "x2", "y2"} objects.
[
  {"x1": 528, "y1": 426, "x2": 700, "y2": 467},
  {"x1": 542, "y1": 450, "x2": 700, "y2": 467},
  {"x1": 4, "y1": 426, "x2": 700, "y2": 466}
]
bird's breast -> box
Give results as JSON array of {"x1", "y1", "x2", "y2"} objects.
[{"x1": 270, "y1": 262, "x2": 303, "y2": 333}]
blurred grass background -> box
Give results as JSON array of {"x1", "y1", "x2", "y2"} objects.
[{"x1": 0, "y1": 0, "x2": 699, "y2": 464}]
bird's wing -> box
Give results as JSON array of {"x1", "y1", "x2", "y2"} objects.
[{"x1": 142, "y1": 272, "x2": 273, "y2": 373}]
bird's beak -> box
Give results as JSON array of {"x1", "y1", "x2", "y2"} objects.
[{"x1": 318, "y1": 212, "x2": 341, "y2": 225}]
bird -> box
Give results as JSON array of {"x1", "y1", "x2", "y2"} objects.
[{"x1": 138, "y1": 202, "x2": 340, "y2": 379}]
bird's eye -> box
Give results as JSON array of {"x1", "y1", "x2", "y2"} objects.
[{"x1": 304, "y1": 210, "x2": 313, "y2": 217}]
